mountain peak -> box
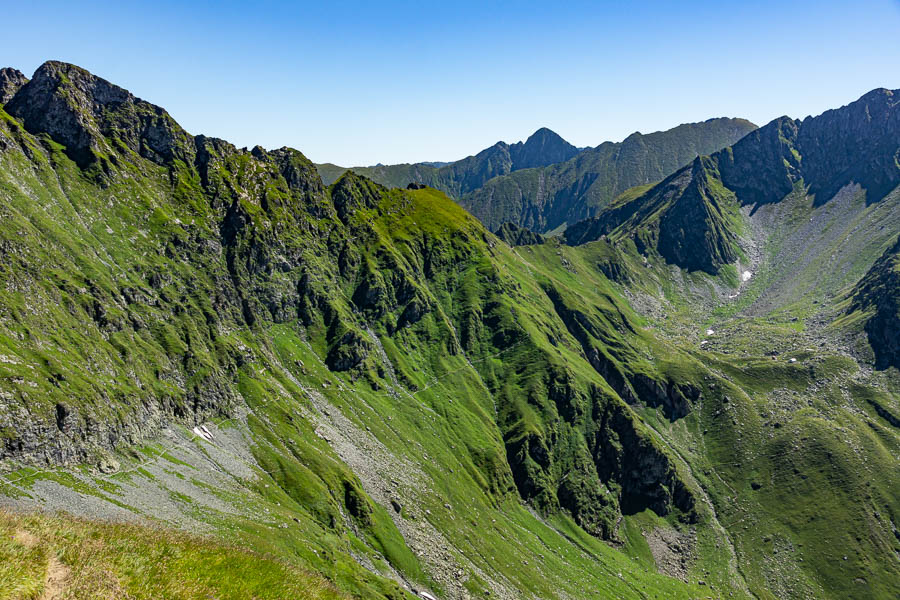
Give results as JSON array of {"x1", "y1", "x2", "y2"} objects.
[
  {"x1": 5, "y1": 61, "x2": 193, "y2": 170},
  {"x1": 796, "y1": 87, "x2": 900, "y2": 203},
  {"x1": 855, "y1": 86, "x2": 896, "y2": 103},
  {"x1": 510, "y1": 126, "x2": 579, "y2": 170},
  {"x1": 563, "y1": 86, "x2": 900, "y2": 275},
  {"x1": 29, "y1": 60, "x2": 135, "y2": 107},
  {"x1": 524, "y1": 126, "x2": 564, "y2": 142},
  {"x1": 0, "y1": 67, "x2": 28, "y2": 105}
]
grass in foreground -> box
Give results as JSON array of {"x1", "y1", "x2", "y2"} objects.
[{"x1": 0, "y1": 509, "x2": 346, "y2": 600}]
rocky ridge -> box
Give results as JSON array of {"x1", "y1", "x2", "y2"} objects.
[
  {"x1": 564, "y1": 88, "x2": 900, "y2": 275},
  {"x1": 317, "y1": 126, "x2": 581, "y2": 198},
  {"x1": 0, "y1": 67, "x2": 28, "y2": 105},
  {"x1": 460, "y1": 117, "x2": 757, "y2": 233}
]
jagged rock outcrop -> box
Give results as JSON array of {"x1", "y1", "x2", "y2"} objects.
[
  {"x1": 564, "y1": 88, "x2": 900, "y2": 274},
  {"x1": 849, "y1": 236, "x2": 900, "y2": 369},
  {"x1": 6, "y1": 61, "x2": 195, "y2": 170},
  {"x1": 503, "y1": 363, "x2": 696, "y2": 541},
  {"x1": 332, "y1": 171, "x2": 383, "y2": 221},
  {"x1": 0, "y1": 67, "x2": 28, "y2": 104},
  {"x1": 594, "y1": 403, "x2": 695, "y2": 518},
  {"x1": 494, "y1": 222, "x2": 544, "y2": 246}
]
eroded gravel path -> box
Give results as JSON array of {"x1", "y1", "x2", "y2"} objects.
[{"x1": 14, "y1": 528, "x2": 70, "y2": 600}]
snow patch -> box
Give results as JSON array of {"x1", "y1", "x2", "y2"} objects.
[
  {"x1": 192, "y1": 426, "x2": 213, "y2": 442},
  {"x1": 742, "y1": 270, "x2": 753, "y2": 282}
]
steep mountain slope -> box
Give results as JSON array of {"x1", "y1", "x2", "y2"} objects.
[
  {"x1": 1, "y1": 62, "x2": 898, "y2": 600},
  {"x1": 847, "y1": 235, "x2": 900, "y2": 370},
  {"x1": 556, "y1": 87, "x2": 900, "y2": 599},
  {"x1": 461, "y1": 117, "x2": 757, "y2": 233},
  {"x1": 316, "y1": 127, "x2": 580, "y2": 197},
  {"x1": 0, "y1": 69, "x2": 28, "y2": 104},
  {"x1": 493, "y1": 222, "x2": 544, "y2": 246},
  {"x1": 566, "y1": 88, "x2": 900, "y2": 276},
  {"x1": 0, "y1": 61, "x2": 744, "y2": 600}
]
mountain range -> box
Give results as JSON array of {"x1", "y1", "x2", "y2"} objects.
[
  {"x1": 564, "y1": 88, "x2": 900, "y2": 272},
  {"x1": 318, "y1": 119, "x2": 756, "y2": 234},
  {"x1": 316, "y1": 126, "x2": 582, "y2": 196},
  {"x1": 0, "y1": 61, "x2": 898, "y2": 600}
]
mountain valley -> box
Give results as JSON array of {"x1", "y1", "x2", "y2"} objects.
[{"x1": 0, "y1": 61, "x2": 897, "y2": 600}]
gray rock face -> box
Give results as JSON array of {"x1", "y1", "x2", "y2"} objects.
[
  {"x1": 849, "y1": 235, "x2": 900, "y2": 369},
  {"x1": 563, "y1": 88, "x2": 900, "y2": 275},
  {"x1": 799, "y1": 88, "x2": 900, "y2": 205},
  {"x1": 0, "y1": 67, "x2": 28, "y2": 105},
  {"x1": 507, "y1": 127, "x2": 581, "y2": 170},
  {"x1": 5, "y1": 61, "x2": 195, "y2": 169},
  {"x1": 98, "y1": 455, "x2": 120, "y2": 474}
]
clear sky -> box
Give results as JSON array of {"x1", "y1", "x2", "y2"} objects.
[{"x1": 4, "y1": 1, "x2": 900, "y2": 166}]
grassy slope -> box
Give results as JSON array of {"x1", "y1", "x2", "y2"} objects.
[
  {"x1": 0, "y1": 509, "x2": 346, "y2": 600},
  {"x1": 0, "y1": 102, "x2": 714, "y2": 599},
  {"x1": 0, "y1": 64, "x2": 897, "y2": 600},
  {"x1": 585, "y1": 178, "x2": 900, "y2": 598}
]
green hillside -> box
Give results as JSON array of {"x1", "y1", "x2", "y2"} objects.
[
  {"x1": 0, "y1": 509, "x2": 346, "y2": 600},
  {"x1": 0, "y1": 62, "x2": 898, "y2": 600}
]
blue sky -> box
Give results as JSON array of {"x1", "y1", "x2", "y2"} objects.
[{"x1": 4, "y1": 1, "x2": 900, "y2": 165}]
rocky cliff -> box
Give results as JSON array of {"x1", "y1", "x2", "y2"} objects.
[
  {"x1": 849, "y1": 235, "x2": 900, "y2": 369},
  {"x1": 0, "y1": 67, "x2": 28, "y2": 105},
  {"x1": 460, "y1": 117, "x2": 757, "y2": 233},
  {"x1": 565, "y1": 88, "x2": 900, "y2": 275}
]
